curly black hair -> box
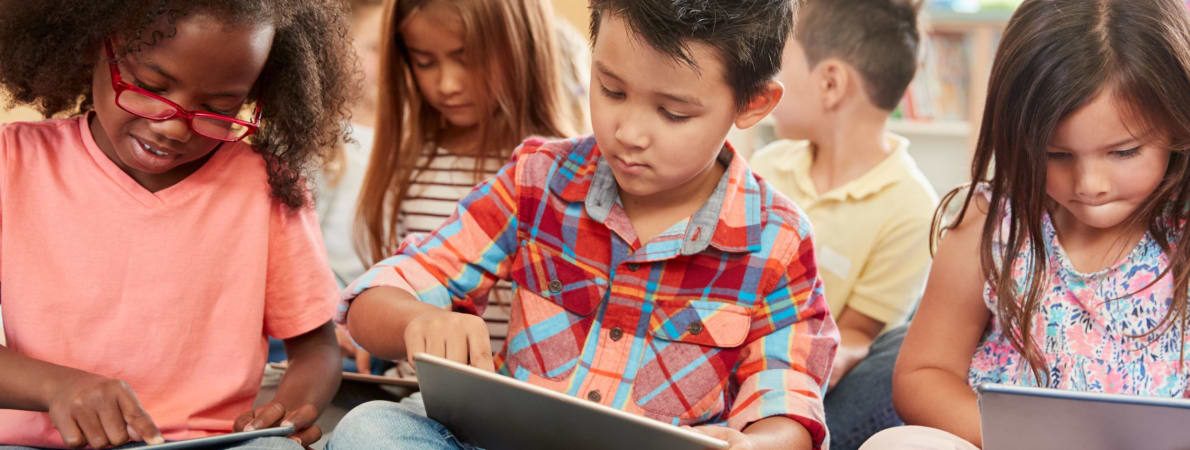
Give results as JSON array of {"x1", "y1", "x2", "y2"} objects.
[{"x1": 0, "y1": 0, "x2": 357, "y2": 208}]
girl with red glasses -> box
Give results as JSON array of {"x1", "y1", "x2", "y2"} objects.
[{"x1": 0, "y1": 1, "x2": 355, "y2": 448}]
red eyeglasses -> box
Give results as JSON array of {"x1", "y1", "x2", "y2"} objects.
[{"x1": 104, "y1": 40, "x2": 261, "y2": 142}]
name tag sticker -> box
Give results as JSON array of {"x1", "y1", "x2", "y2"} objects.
[{"x1": 817, "y1": 245, "x2": 852, "y2": 279}]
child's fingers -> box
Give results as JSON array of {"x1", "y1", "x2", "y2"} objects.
[
  {"x1": 691, "y1": 425, "x2": 748, "y2": 448},
  {"x1": 245, "y1": 402, "x2": 286, "y2": 431},
  {"x1": 425, "y1": 331, "x2": 448, "y2": 361},
  {"x1": 96, "y1": 402, "x2": 131, "y2": 446},
  {"x1": 467, "y1": 328, "x2": 495, "y2": 372},
  {"x1": 355, "y1": 349, "x2": 372, "y2": 373},
  {"x1": 290, "y1": 425, "x2": 322, "y2": 449},
  {"x1": 281, "y1": 404, "x2": 319, "y2": 431},
  {"x1": 74, "y1": 411, "x2": 110, "y2": 449},
  {"x1": 233, "y1": 410, "x2": 255, "y2": 432},
  {"x1": 125, "y1": 424, "x2": 142, "y2": 443},
  {"x1": 282, "y1": 404, "x2": 322, "y2": 447},
  {"x1": 116, "y1": 389, "x2": 163, "y2": 444},
  {"x1": 444, "y1": 330, "x2": 470, "y2": 364},
  {"x1": 49, "y1": 413, "x2": 85, "y2": 448},
  {"x1": 404, "y1": 327, "x2": 426, "y2": 364}
]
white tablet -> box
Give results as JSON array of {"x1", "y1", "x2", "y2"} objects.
[
  {"x1": 268, "y1": 362, "x2": 419, "y2": 387},
  {"x1": 147, "y1": 425, "x2": 294, "y2": 449},
  {"x1": 978, "y1": 383, "x2": 1190, "y2": 450},
  {"x1": 414, "y1": 353, "x2": 729, "y2": 450}
]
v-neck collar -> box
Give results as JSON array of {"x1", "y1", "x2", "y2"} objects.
[{"x1": 79, "y1": 113, "x2": 238, "y2": 208}]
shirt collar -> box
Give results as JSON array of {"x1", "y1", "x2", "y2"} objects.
[
  {"x1": 550, "y1": 137, "x2": 763, "y2": 255},
  {"x1": 789, "y1": 133, "x2": 913, "y2": 202}
]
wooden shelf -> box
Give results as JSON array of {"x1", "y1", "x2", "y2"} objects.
[{"x1": 888, "y1": 120, "x2": 972, "y2": 137}]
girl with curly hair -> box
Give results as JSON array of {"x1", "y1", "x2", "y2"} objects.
[{"x1": 0, "y1": 1, "x2": 355, "y2": 448}]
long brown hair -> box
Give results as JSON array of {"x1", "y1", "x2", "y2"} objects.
[
  {"x1": 933, "y1": 0, "x2": 1190, "y2": 384},
  {"x1": 356, "y1": 0, "x2": 580, "y2": 263}
]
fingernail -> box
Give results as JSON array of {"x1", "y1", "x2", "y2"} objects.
[
  {"x1": 148, "y1": 435, "x2": 165, "y2": 445},
  {"x1": 280, "y1": 420, "x2": 293, "y2": 428},
  {"x1": 244, "y1": 424, "x2": 256, "y2": 432}
]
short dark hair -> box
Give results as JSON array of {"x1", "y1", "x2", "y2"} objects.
[
  {"x1": 796, "y1": 0, "x2": 923, "y2": 110},
  {"x1": 589, "y1": 0, "x2": 795, "y2": 109}
]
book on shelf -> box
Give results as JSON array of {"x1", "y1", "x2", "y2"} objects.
[{"x1": 896, "y1": 31, "x2": 970, "y2": 124}]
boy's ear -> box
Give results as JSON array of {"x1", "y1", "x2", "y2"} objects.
[
  {"x1": 818, "y1": 59, "x2": 850, "y2": 111},
  {"x1": 734, "y1": 80, "x2": 784, "y2": 129}
]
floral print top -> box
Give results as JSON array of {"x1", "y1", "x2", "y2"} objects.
[{"x1": 968, "y1": 199, "x2": 1190, "y2": 397}]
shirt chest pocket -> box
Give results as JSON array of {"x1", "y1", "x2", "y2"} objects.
[
  {"x1": 632, "y1": 298, "x2": 751, "y2": 422},
  {"x1": 505, "y1": 244, "x2": 606, "y2": 381}
]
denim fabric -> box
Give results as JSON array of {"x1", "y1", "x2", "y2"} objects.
[{"x1": 824, "y1": 324, "x2": 908, "y2": 450}]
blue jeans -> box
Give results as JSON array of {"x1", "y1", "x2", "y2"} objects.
[
  {"x1": 0, "y1": 436, "x2": 300, "y2": 450},
  {"x1": 824, "y1": 323, "x2": 908, "y2": 450},
  {"x1": 327, "y1": 394, "x2": 481, "y2": 450}
]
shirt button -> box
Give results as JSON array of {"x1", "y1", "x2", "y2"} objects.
[
  {"x1": 687, "y1": 322, "x2": 704, "y2": 335},
  {"x1": 609, "y1": 327, "x2": 624, "y2": 341},
  {"x1": 587, "y1": 390, "x2": 602, "y2": 402},
  {"x1": 548, "y1": 280, "x2": 564, "y2": 293},
  {"x1": 627, "y1": 263, "x2": 640, "y2": 272}
]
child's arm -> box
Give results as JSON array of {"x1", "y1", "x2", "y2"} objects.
[
  {"x1": 891, "y1": 201, "x2": 991, "y2": 446},
  {"x1": 346, "y1": 286, "x2": 494, "y2": 370},
  {"x1": 830, "y1": 307, "x2": 885, "y2": 388},
  {"x1": 832, "y1": 207, "x2": 935, "y2": 387},
  {"x1": 712, "y1": 226, "x2": 839, "y2": 450},
  {"x1": 694, "y1": 416, "x2": 814, "y2": 449},
  {"x1": 341, "y1": 148, "x2": 528, "y2": 369},
  {"x1": 236, "y1": 321, "x2": 341, "y2": 447},
  {"x1": 0, "y1": 345, "x2": 164, "y2": 448}
]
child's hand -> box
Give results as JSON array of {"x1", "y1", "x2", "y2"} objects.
[
  {"x1": 404, "y1": 308, "x2": 494, "y2": 371},
  {"x1": 354, "y1": 348, "x2": 373, "y2": 374},
  {"x1": 334, "y1": 325, "x2": 358, "y2": 357},
  {"x1": 47, "y1": 372, "x2": 163, "y2": 449},
  {"x1": 690, "y1": 425, "x2": 756, "y2": 450},
  {"x1": 234, "y1": 401, "x2": 321, "y2": 448}
]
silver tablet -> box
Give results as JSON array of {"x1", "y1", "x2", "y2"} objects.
[
  {"x1": 414, "y1": 353, "x2": 729, "y2": 450},
  {"x1": 146, "y1": 425, "x2": 294, "y2": 449},
  {"x1": 978, "y1": 383, "x2": 1190, "y2": 450}
]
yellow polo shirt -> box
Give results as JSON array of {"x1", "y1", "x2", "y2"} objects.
[{"x1": 750, "y1": 135, "x2": 938, "y2": 327}]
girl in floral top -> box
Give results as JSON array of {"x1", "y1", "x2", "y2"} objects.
[{"x1": 865, "y1": 0, "x2": 1190, "y2": 448}]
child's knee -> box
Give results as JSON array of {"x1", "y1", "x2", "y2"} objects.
[{"x1": 329, "y1": 399, "x2": 446, "y2": 448}]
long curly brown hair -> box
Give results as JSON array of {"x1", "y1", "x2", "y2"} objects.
[
  {"x1": 933, "y1": 0, "x2": 1190, "y2": 384},
  {"x1": 0, "y1": 0, "x2": 357, "y2": 209}
]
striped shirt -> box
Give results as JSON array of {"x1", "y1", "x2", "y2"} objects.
[
  {"x1": 398, "y1": 148, "x2": 504, "y2": 238},
  {"x1": 341, "y1": 136, "x2": 838, "y2": 447},
  {"x1": 400, "y1": 148, "x2": 512, "y2": 347}
]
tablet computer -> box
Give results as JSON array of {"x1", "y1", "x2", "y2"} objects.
[
  {"x1": 977, "y1": 383, "x2": 1190, "y2": 450},
  {"x1": 414, "y1": 353, "x2": 729, "y2": 450},
  {"x1": 268, "y1": 362, "x2": 419, "y2": 388},
  {"x1": 147, "y1": 425, "x2": 294, "y2": 449}
]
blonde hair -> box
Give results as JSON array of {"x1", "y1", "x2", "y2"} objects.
[{"x1": 356, "y1": 0, "x2": 581, "y2": 264}]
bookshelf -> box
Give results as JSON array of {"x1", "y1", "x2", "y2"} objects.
[
  {"x1": 893, "y1": 9, "x2": 1013, "y2": 144},
  {"x1": 890, "y1": 6, "x2": 1015, "y2": 193}
]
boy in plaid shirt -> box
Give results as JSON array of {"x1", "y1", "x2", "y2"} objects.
[{"x1": 329, "y1": 1, "x2": 839, "y2": 449}]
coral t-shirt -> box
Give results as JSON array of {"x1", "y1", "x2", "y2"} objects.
[{"x1": 0, "y1": 115, "x2": 337, "y2": 447}]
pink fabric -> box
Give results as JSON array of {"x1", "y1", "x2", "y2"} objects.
[{"x1": 0, "y1": 116, "x2": 337, "y2": 447}]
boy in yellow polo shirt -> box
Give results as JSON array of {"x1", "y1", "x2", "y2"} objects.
[{"x1": 751, "y1": 0, "x2": 936, "y2": 448}]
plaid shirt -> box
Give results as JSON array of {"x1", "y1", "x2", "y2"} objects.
[{"x1": 341, "y1": 136, "x2": 838, "y2": 447}]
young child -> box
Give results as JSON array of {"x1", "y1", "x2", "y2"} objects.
[
  {"x1": 865, "y1": 0, "x2": 1190, "y2": 448},
  {"x1": 347, "y1": 0, "x2": 588, "y2": 375},
  {"x1": 749, "y1": 0, "x2": 935, "y2": 446},
  {"x1": 354, "y1": 0, "x2": 584, "y2": 265},
  {"x1": 0, "y1": 1, "x2": 354, "y2": 448},
  {"x1": 329, "y1": 1, "x2": 840, "y2": 449}
]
